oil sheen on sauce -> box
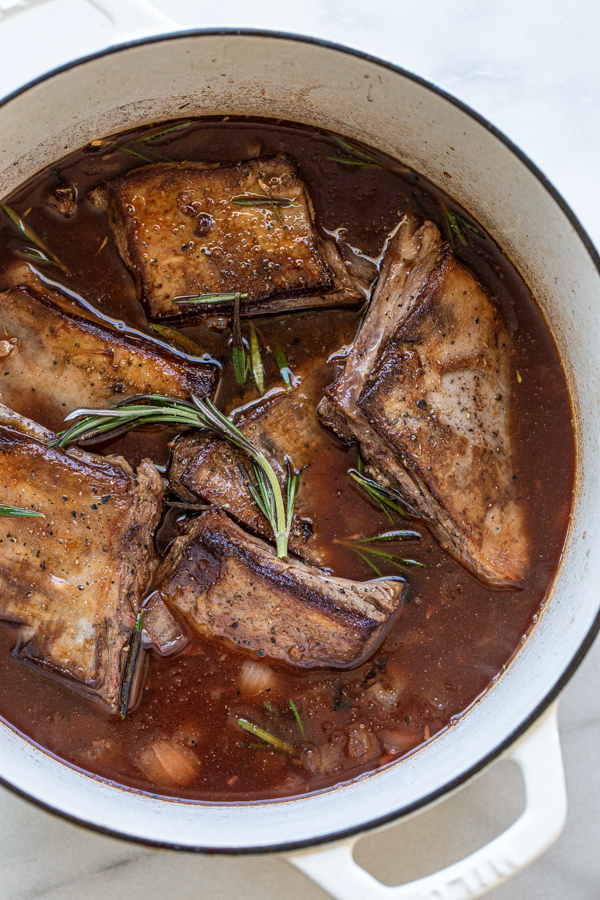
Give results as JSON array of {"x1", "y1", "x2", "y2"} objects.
[{"x1": 0, "y1": 118, "x2": 575, "y2": 802}]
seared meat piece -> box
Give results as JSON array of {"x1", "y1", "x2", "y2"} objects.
[
  {"x1": 90, "y1": 155, "x2": 364, "y2": 319},
  {"x1": 0, "y1": 405, "x2": 164, "y2": 712},
  {"x1": 157, "y1": 508, "x2": 405, "y2": 668},
  {"x1": 320, "y1": 215, "x2": 528, "y2": 587},
  {"x1": 170, "y1": 369, "x2": 334, "y2": 566},
  {"x1": 142, "y1": 590, "x2": 188, "y2": 657},
  {"x1": 0, "y1": 269, "x2": 216, "y2": 432}
]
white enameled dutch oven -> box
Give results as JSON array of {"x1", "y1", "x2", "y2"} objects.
[{"x1": 0, "y1": 3, "x2": 599, "y2": 898}]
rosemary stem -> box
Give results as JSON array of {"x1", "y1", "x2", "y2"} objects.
[{"x1": 252, "y1": 448, "x2": 288, "y2": 557}]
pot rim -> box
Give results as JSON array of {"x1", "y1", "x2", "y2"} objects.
[{"x1": 0, "y1": 27, "x2": 598, "y2": 855}]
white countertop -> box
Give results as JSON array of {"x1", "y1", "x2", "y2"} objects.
[{"x1": 0, "y1": 2, "x2": 599, "y2": 898}]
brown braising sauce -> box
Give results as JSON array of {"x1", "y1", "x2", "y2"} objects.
[{"x1": 0, "y1": 118, "x2": 575, "y2": 801}]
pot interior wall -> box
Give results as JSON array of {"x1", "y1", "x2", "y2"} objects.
[{"x1": 0, "y1": 33, "x2": 597, "y2": 851}]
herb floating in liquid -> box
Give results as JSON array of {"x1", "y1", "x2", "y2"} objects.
[
  {"x1": 172, "y1": 292, "x2": 249, "y2": 307},
  {"x1": 328, "y1": 137, "x2": 384, "y2": 168},
  {"x1": 289, "y1": 699, "x2": 305, "y2": 738},
  {"x1": 140, "y1": 121, "x2": 192, "y2": 141},
  {"x1": 348, "y1": 457, "x2": 411, "y2": 521},
  {"x1": 120, "y1": 608, "x2": 144, "y2": 719},
  {"x1": 0, "y1": 504, "x2": 44, "y2": 517},
  {"x1": 354, "y1": 529, "x2": 422, "y2": 544},
  {"x1": 274, "y1": 345, "x2": 294, "y2": 391},
  {"x1": 56, "y1": 394, "x2": 301, "y2": 558},
  {"x1": 339, "y1": 531, "x2": 425, "y2": 576},
  {"x1": 151, "y1": 323, "x2": 205, "y2": 357},
  {"x1": 2, "y1": 204, "x2": 68, "y2": 272},
  {"x1": 440, "y1": 202, "x2": 483, "y2": 250},
  {"x1": 237, "y1": 718, "x2": 297, "y2": 755},
  {"x1": 231, "y1": 292, "x2": 248, "y2": 385},
  {"x1": 120, "y1": 147, "x2": 153, "y2": 163},
  {"x1": 249, "y1": 324, "x2": 265, "y2": 395}
]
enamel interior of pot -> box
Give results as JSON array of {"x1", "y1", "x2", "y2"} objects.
[{"x1": 0, "y1": 33, "x2": 596, "y2": 851}]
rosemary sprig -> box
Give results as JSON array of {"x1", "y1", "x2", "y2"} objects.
[
  {"x1": 349, "y1": 462, "x2": 410, "y2": 520},
  {"x1": 120, "y1": 609, "x2": 144, "y2": 719},
  {"x1": 0, "y1": 504, "x2": 44, "y2": 517},
  {"x1": 232, "y1": 196, "x2": 298, "y2": 208},
  {"x1": 274, "y1": 345, "x2": 293, "y2": 391},
  {"x1": 231, "y1": 292, "x2": 247, "y2": 385},
  {"x1": 56, "y1": 394, "x2": 299, "y2": 558},
  {"x1": 440, "y1": 202, "x2": 482, "y2": 250},
  {"x1": 2, "y1": 204, "x2": 67, "y2": 272},
  {"x1": 249, "y1": 324, "x2": 265, "y2": 395},
  {"x1": 340, "y1": 533, "x2": 425, "y2": 575},
  {"x1": 172, "y1": 291, "x2": 248, "y2": 307},
  {"x1": 151, "y1": 323, "x2": 205, "y2": 356},
  {"x1": 237, "y1": 718, "x2": 297, "y2": 754},
  {"x1": 289, "y1": 699, "x2": 305, "y2": 738}
]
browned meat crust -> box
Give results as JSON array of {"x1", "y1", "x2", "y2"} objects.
[
  {"x1": 319, "y1": 215, "x2": 528, "y2": 587},
  {"x1": 0, "y1": 273, "x2": 216, "y2": 431},
  {"x1": 0, "y1": 406, "x2": 165, "y2": 712},
  {"x1": 156, "y1": 508, "x2": 406, "y2": 668},
  {"x1": 89, "y1": 155, "x2": 364, "y2": 319}
]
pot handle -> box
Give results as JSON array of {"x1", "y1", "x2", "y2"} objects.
[{"x1": 288, "y1": 703, "x2": 566, "y2": 900}]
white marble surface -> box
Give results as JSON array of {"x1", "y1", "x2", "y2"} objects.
[{"x1": 0, "y1": 1, "x2": 599, "y2": 898}]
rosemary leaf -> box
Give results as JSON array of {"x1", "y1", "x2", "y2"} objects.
[
  {"x1": 121, "y1": 146, "x2": 153, "y2": 163},
  {"x1": 285, "y1": 458, "x2": 303, "y2": 535},
  {"x1": 237, "y1": 718, "x2": 297, "y2": 754},
  {"x1": 142, "y1": 121, "x2": 191, "y2": 141},
  {"x1": 441, "y1": 203, "x2": 483, "y2": 250},
  {"x1": 263, "y1": 700, "x2": 285, "y2": 732},
  {"x1": 351, "y1": 546, "x2": 383, "y2": 577},
  {"x1": 327, "y1": 157, "x2": 372, "y2": 166},
  {"x1": 348, "y1": 468, "x2": 410, "y2": 519},
  {"x1": 232, "y1": 292, "x2": 247, "y2": 384},
  {"x1": 15, "y1": 247, "x2": 60, "y2": 267},
  {"x1": 352, "y1": 545, "x2": 423, "y2": 569},
  {"x1": 2, "y1": 204, "x2": 67, "y2": 272},
  {"x1": 151, "y1": 323, "x2": 205, "y2": 357},
  {"x1": 249, "y1": 324, "x2": 265, "y2": 395},
  {"x1": 289, "y1": 699, "x2": 305, "y2": 738},
  {"x1": 274, "y1": 345, "x2": 293, "y2": 391},
  {"x1": 120, "y1": 609, "x2": 144, "y2": 719},
  {"x1": 356, "y1": 454, "x2": 392, "y2": 522},
  {"x1": 172, "y1": 292, "x2": 248, "y2": 306},
  {"x1": 0, "y1": 504, "x2": 44, "y2": 517},
  {"x1": 334, "y1": 138, "x2": 383, "y2": 166},
  {"x1": 354, "y1": 529, "x2": 422, "y2": 544}
]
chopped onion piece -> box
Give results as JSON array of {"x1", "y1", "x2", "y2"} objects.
[
  {"x1": 239, "y1": 659, "x2": 277, "y2": 696},
  {"x1": 135, "y1": 738, "x2": 200, "y2": 788},
  {"x1": 346, "y1": 722, "x2": 381, "y2": 760}
]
